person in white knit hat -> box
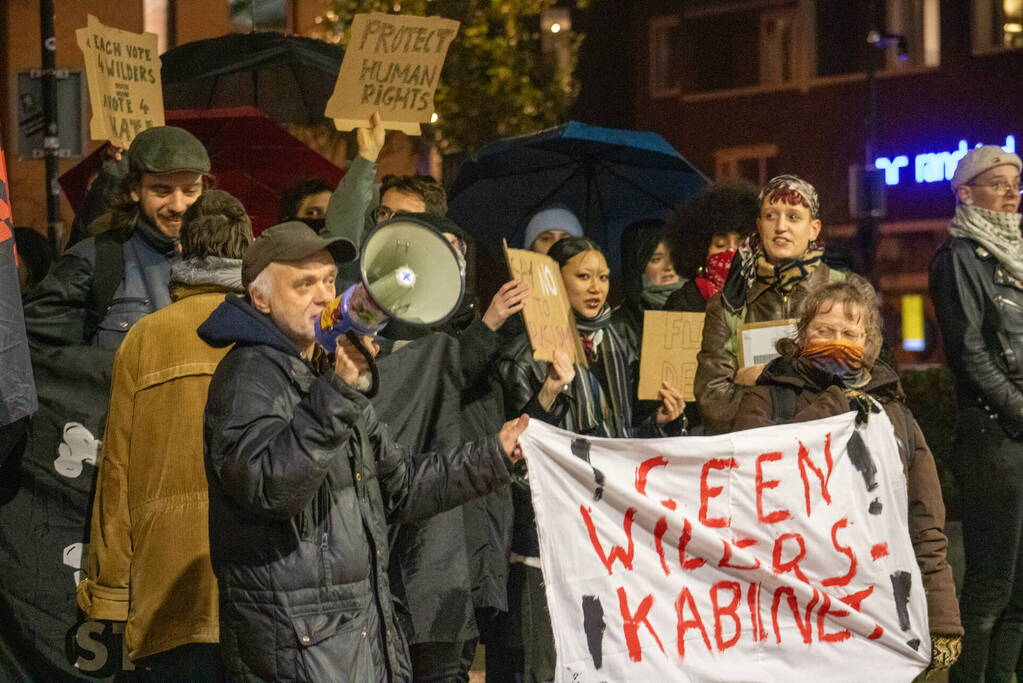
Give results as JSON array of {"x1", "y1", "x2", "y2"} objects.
[
  {"x1": 931, "y1": 144, "x2": 1023, "y2": 682},
  {"x1": 522, "y1": 204, "x2": 584, "y2": 254}
]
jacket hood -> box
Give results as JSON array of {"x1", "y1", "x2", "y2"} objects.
[
  {"x1": 170, "y1": 256, "x2": 244, "y2": 293},
  {"x1": 198, "y1": 294, "x2": 302, "y2": 357},
  {"x1": 622, "y1": 220, "x2": 666, "y2": 310},
  {"x1": 759, "y1": 353, "x2": 903, "y2": 401}
]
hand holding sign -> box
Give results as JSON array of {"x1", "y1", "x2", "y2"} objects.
[
  {"x1": 327, "y1": 13, "x2": 460, "y2": 135},
  {"x1": 540, "y1": 349, "x2": 575, "y2": 411},
  {"x1": 75, "y1": 15, "x2": 164, "y2": 147}
]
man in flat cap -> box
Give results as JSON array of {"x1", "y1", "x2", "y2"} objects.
[
  {"x1": 198, "y1": 222, "x2": 528, "y2": 681},
  {"x1": 23, "y1": 125, "x2": 211, "y2": 349},
  {"x1": 931, "y1": 145, "x2": 1023, "y2": 681}
]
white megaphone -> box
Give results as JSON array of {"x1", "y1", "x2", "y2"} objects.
[{"x1": 314, "y1": 216, "x2": 466, "y2": 353}]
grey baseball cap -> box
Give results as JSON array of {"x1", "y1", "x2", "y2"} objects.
[{"x1": 242, "y1": 221, "x2": 357, "y2": 288}]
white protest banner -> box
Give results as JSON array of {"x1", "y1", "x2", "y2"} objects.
[
  {"x1": 521, "y1": 413, "x2": 930, "y2": 682},
  {"x1": 326, "y1": 13, "x2": 460, "y2": 135},
  {"x1": 75, "y1": 15, "x2": 164, "y2": 147}
]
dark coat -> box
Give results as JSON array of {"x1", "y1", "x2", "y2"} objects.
[
  {"x1": 930, "y1": 235, "x2": 1023, "y2": 438},
  {"x1": 199, "y1": 295, "x2": 512, "y2": 682},
  {"x1": 733, "y1": 356, "x2": 963, "y2": 636}
]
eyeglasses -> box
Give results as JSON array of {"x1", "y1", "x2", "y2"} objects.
[
  {"x1": 966, "y1": 180, "x2": 1023, "y2": 195},
  {"x1": 374, "y1": 206, "x2": 397, "y2": 224}
]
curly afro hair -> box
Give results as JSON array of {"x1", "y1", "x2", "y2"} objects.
[{"x1": 664, "y1": 182, "x2": 760, "y2": 279}]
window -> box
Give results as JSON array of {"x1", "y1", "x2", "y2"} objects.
[
  {"x1": 815, "y1": 1, "x2": 884, "y2": 76},
  {"x1": 230, "y1": 0, "x2": 289, "y2": 33},
  {"x1": 886, "y1": 0, "x2": 941, "y2": 68},
  {"x1": 648, "y1": 15, "x2": 681, "y2": 98},
  {"x1": 973, "y1": 0, "x2": 1023, "y2": 52},
  {"x1": 714, "y1": 144, "x2": 780, "y2": 186}
]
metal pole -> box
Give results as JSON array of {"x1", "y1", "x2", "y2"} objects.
[{"x1": 39, "y1": 0, "x2": 62, "y2": 255}]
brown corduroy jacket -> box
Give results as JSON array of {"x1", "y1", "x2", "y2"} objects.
[
  {"x1": 733, "y1": 357, "x2": 964, "y2": 636},
  {"x1": 76, "y1": 283, "x2": 234, "y2": 661}
]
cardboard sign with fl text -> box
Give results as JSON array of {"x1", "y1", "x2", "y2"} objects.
[
  {"x1": 75, "y1": 14, "x2": 164, "y2": 148},
  {"x1": 637, "y1": 311, "x2": 705, "y2": 401},
  {"x1": 326, "y1": 13, "x2": 460, "y2": 135}
]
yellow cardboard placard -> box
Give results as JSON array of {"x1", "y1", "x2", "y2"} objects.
[
  {"x1": 503, "y1": 241, "x2": 586, "y2": 367},
  {"x1": 326, "y1": 13, "x2": 460, "y2": 134},
  {"x1": 637, "y1": 311, "x2": 705, "y2": 401},
  {"x1": 75, "y1": 14, "x2": 164, "y2": 148}
]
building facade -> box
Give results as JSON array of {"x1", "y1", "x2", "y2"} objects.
[{"x1": 618, "y1": 0, "x2": 1023, "y2": 365}]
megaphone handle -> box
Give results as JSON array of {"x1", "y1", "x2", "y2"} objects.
[{"x1": 345, "y1": 331, "x2": 380, "y2": 398}]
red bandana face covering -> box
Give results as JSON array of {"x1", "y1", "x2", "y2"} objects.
[
  {"x1": 695, "y1": 248, "x2": 737, "y2": 300},
  {"x1": 800, "y1": 339, "x2": 866, "y2": 385}
]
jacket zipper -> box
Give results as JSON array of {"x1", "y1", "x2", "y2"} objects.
[{"x1": 997, "y1": 295, "x2": 1023, "y2": 312}]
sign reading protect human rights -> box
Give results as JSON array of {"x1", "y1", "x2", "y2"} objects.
[
  {"x1": 521, "y1": 413, "x2": 930, "y2": 682},
  {"x1": 504, "y1": 242, "x2": 586, "y2": 366},
  {"x1": 327, "y1": 13, "x2": 460, "y2": 135},
  {"x1": 75, "y1": 15, "x2": 164, "y2": 148}
]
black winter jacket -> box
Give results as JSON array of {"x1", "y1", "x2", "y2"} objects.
[
  {"x1": 199, "y1": 295, "x2": 512, "y2": 682},
  {"x1": 931, "y1": 235, "x2": 1023, "y2": 438}
]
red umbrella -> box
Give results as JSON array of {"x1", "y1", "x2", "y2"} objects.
[{"x1": 59, "y1": 106, "x2": 345, "y2": 235}]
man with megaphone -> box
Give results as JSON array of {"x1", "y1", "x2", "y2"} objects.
[{"x1": 196, "y1": 221, "x2": 529, "y2": 681}]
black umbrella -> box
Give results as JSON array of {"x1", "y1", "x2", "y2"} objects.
[{"x1": 161, "y1": 32, "x2": 344, "y2": 125}]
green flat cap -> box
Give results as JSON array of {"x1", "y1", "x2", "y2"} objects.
[{"x1": 127, "y1": 125, "x2": 211, "y2": 175}]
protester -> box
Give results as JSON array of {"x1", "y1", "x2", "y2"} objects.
[
  {"x1": 694, "y1": 174, "x2": 867, "y2": 434},
  {"x1": 22, "y1": 126, "x2": 211, "y2": 349},
  {"x1": 76, "y1": 190, "x2": 252, "y2": 679},
  {"x1": 522, "y1": 204, "x2": 584, "y2": 254},
  {"x1": 196, "y1": 221, "x2": 529, "y2": 681},
  {"x1": 278, "y1": 177, "x2": 333, "y2": 229},
  {"x1": 616, "y1": 218, "x2": 682, "y2": 343},
  {"x1": 929, "y1": 145, "x2": 1023, "y2": 682},
  {"x1": 493, "y1": 236, "x2": 684, "y2": 682},
  {"x1": 13, "y1": 226, "x2": 52, "y2": 293},
  {"x1": 732, "y1": 279, "x2": 962, "y2": 673},
  {"x1": 663, "y1": 182, "x2": 759, "y2": 312}
]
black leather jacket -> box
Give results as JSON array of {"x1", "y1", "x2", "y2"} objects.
[{"x1": 930, "y1": 235, "x2": 1023, "y2": 437}]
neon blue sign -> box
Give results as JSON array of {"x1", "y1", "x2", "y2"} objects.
[{"x1": 875, "y1": 135, "x2": 1016, "y2": 186}]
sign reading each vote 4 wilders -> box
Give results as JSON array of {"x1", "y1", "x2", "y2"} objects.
[{"x1": 875, "y1": 134, "x2": 1016, "y2": 187}]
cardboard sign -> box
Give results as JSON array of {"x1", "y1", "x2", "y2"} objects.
[
  {"x1": 75, "y1": 15, "x2": 164, "y2": 147},
  {"x1": 637, "y1": 311, "x2": 704, "y2": 401},
  {"x1": 522, "y1": 414, "x2": 930, "y2": 682},
  {"x1": 326, "y1": 13, "x2": 460, "y2": 135},
  {"x1": 736, "y1": 318, "x2": 798, "y2": 368},
  {"x1": 503, "y1": 242, "x2": 585, "y2": 366}
]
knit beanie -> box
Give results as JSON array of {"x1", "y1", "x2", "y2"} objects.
[{"x1": 523, "y1": 205, "x2": 584, "y2": 249}]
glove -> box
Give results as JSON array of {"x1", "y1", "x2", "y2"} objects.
[
  {"x1": 844, "y1": 389, "x2": 881, "y2": 425},
  {"x1": 926, "y1": 633, "x2": 961, "y2": 673}
]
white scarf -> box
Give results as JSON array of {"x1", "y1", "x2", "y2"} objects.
[{"x1": 949, "y1": 204, "x2": 1023, "y2": 281}]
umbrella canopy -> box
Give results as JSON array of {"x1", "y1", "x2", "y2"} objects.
[
  {"x1": 59, "y1": 107, "x2": 345, "y2": 234},
  {"x1": 161, "y1": 32, "x2": 344, "y2": 124},
  {"x1": 447, "y1": 121, "x2": 709, "y2": 275}
]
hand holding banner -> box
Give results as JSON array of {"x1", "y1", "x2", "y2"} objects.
[
  {"x1": 75, "y1": 15, "x2": 164, "y2": 148},
  {"x1": 326, "y1": 13, "x2": 460, "y2": 135}
]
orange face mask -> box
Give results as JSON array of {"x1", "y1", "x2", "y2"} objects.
[{"x1": 800, "y1": 339, "x2": 866, "y2": 383}]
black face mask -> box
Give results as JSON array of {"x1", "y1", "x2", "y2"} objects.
[{"x1": 293, "y1": 217, "x2": 326, "y2": 233}]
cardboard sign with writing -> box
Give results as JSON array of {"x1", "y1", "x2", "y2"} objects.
[
  {"x1": 75, "y1": 15, "x2": 164, "y2": 147},
  {"x1": 326, "y1": 13, "x2": 459, "y2": 135},
  {"x1": 637, "y1": 311, "x2": 704, "y2": 401},
  {"x1": 503, "y1": 242, "x2": 586, "y2": 366},
  {"x1": 736, "y1": 318, "x2": 798, "y2": 368}
]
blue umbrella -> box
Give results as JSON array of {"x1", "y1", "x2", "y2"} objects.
[{"x1": 447, "y1": 121, "x2": 709, "y2": 273}]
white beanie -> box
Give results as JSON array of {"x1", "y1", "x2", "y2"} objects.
[
  {"x1": 523, "y1": 205, "x2": 584, "y2": 249},
  {"x1": 952, "y1": 145, "x2": 1022, "y2": 192}
]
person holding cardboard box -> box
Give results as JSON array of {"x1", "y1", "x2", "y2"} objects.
[
  {"x1": 493, "y1": 236, "x2": 684, "y2": 682},
  {"x1": 693, "y1": 174, "x2": 872, "y2": 434}
]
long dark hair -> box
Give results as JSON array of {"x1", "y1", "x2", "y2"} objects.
[{"x1": 546, "y1": 236, "x2": 603, "y2": 268}]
